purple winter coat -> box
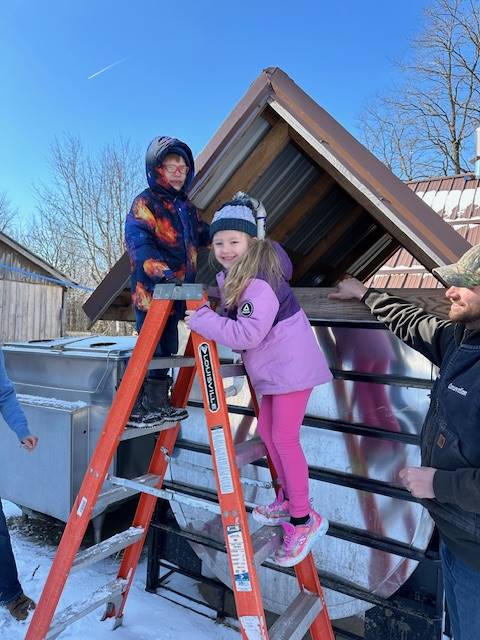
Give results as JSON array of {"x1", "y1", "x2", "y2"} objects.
[{"x1": 188, "y1": 243, "x2": 332, "y2": 395}]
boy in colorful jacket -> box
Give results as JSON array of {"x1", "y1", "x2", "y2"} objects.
[{"x1": 125, "y1": 136, "x2": 209, "y2": 424}]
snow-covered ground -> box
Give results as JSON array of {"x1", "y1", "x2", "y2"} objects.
[{"x1": 0, "y1": 500, "x2": 239, "y2": 639}]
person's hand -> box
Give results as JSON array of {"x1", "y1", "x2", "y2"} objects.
[
  {"x1": 21, "y1": 435, "x2": 38, "y2": 451},
  {"x1": 184, "y1": 309, "x2": 196, "y2": 327},
  {"x1": 185, "y1": 303, "x2": 210, "y2": 327},
  {"x1": 328, "y1": 277, "x2": 368, "y2": 301},
  {"x1": 399, "y1": 466, "x2": 436, "y2": 499}
]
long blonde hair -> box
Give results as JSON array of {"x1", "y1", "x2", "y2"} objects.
[{"x1": 221, "y1": 237, "x2": 283, "y2": 308}]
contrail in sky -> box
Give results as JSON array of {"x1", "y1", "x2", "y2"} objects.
[{"x1": 87, "y1": 57, "x2": 127, "y2": 80}]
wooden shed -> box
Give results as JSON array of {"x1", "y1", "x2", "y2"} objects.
[{"x1": 0, "y1": 232, "x2": 68, "y2": 341}]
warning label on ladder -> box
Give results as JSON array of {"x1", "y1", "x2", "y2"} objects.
[
  {"x1": 226, "y1": 525, "x2": 252, "y2": 592},
  {"x1": 211, "y1": 427, "x2": 234, "y2": 494},
  {"x1": 240, "y1": 615, "x2": 267, "y2": 640}
]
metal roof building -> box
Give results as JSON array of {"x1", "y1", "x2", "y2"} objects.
[{"x1": 369, "y1": 174, "x2": 480, "y2": 288}]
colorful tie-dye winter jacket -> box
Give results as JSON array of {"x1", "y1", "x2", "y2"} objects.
[{"x1": 125, "y1": 137, "x2": 209, "y2": 313}]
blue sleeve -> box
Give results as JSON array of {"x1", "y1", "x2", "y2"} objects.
[{"x1": 0, "y1": 350, "x2": 29, "y2": 440}]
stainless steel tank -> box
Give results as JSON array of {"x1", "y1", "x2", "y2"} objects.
[
  {"x1": 0, "y1": 326, "x2": 435, "y2": 619},
  {"x1": 167, "y1": 324, "x2": 434, "y2": 619},
  {"x1": 0, "y1": 336, "x2": 155, "y2": 528}
]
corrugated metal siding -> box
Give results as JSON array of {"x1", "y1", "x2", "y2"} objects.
[
  {"x1": 369, "y1": 175, "x2": 480, "y2": 288},
  {"x1": 284, "y1": 184, "x2": 355, "y2": 254},
  {"x1": 250, "y1": 143, "x2": 320, "y2": 231},
  {"x1": 0, "y1": 281, "x2": 63, "y2": 342}
]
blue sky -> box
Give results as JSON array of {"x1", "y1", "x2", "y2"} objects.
[{"x1": 1, "y1": 0, "x2": 428, "y2": 218}]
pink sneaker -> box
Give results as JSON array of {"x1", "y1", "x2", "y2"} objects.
[
  {"x1": 273, "y1": 510, "x2": 329, "y2": 567},
  {"x1": 252, "y1": 488, "x2": 289, "y2": 526}
]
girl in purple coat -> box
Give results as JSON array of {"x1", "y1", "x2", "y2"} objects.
[{"x1": 185, "y1": 197, "x2": 332, "y2": 567}]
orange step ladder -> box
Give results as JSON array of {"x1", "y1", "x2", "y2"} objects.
[{"x1": 25, "y1": 283, "x2": 335, "y2": 640}]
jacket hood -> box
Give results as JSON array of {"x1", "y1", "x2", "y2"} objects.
[
  {"x1": 145, "y1": 136, "x2": 195, "y2": 196},
  {"x1": 272, "y1": 241, "x2": 293, "y2": 281}
]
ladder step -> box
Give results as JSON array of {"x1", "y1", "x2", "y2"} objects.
[
  {"x1": 121, "y1": 421, "x2": 177, "y2": 441},
  {"x1": 148, "y1": 356, "x2": 195, "y2": 370},
  {"x1": 148, "y1": 358, "x2": 246, "y2": 377},
  {"x1": 235, "y1": 437, "x2": 267, "y2": 468},
  {"x1": 251, "y1": 525, "x2": 283, "y2": 566},
  {"x1": 219, "y1": 363, "x2": 246, "y2": 377},
  {"x1": 71, "y1": 527, "x2": 144, "y2": 573},
  {"x1": 269, "y1": 591, "x2": 323, "y2": 640},
  {"x1": 93, "y1": 473, "x2": 160, "y2": 517},
  {"x1": 46, "y1": 578, "x2": 128, "y2": 639},
  {"x1": 108, "y1": 475, "x2": 223, "y2": 515}
]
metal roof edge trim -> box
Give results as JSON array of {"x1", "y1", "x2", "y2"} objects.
[
  {"x1": 191, "y1": 70, "x2": 274, "y2": 192},
  {"x1": 268, "y1": 99, "x2": 448, "y2": 270},
  {"x1": 85, "y1": 276, "x2": 130, "y2": 327},
  {"x1": 82, "y1": 253, "x2": 131, "y2": 325},
  {"x1": 266, "y1": 69, "x2": 469, "y2": 264},
  {"x1": 407, "y1": 173, "x2": 479, "y2": 185},
  {"x1": 189, "y1": 100, "x2": 271, "y2": 203}
]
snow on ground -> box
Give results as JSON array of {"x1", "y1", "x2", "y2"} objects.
[{"x1": 0, "y1": 500, "x2": 239, "y2": 640}]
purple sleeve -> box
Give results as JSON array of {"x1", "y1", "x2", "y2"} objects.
[{"x1": 188, "y1": 279, "x2": 279, "y2": 350}]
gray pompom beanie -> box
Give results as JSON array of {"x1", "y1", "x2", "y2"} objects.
[{"x1": 209, "y1": 204, "x2": 257, "y2": 239}]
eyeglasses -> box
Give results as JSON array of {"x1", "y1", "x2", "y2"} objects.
[{"x1": 162, "y1": 163, "x2": 189, "y2": 176}]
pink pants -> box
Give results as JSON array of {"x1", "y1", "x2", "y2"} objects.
[{"x1": 256, "y1": 389, "x2": 312, "y2": 518}]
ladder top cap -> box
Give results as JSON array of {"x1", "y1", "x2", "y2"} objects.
[{"x1": 153, "y1": 283, "x2": 205, "y2": 300}]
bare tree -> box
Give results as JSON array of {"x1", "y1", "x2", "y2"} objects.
[
  {"x1": 360, "y1": 0, "x2": 480, "y2": 179},
  {"x1": 30, "y1": 134, "x2": 143, "y2": 285},
  {"x1": 0, "y1": 191, "x2": 18, "y2": 234}
]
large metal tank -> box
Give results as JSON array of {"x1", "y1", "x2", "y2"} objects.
[
  {"x1": 0, "y1": 326, "x2": 435, "y2": 620},
  {"x1": 0, "y1": 336, "x2": 155, "y2": 532},
  {"x1": 166, "y1": 323, "x2": 435, "y2": 620}
]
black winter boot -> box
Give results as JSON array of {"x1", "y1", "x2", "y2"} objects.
[
  {"x1": 145, "y1": 377, "x2": 188, "y2": 423},
  {"x1": 128, "y1": 384, "x2": 149, "y2": 424}
]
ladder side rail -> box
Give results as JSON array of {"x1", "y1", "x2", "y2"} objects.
[
  {"x1": 187, "y1": 297, "x2": 269, "y2": 640},
  {"x1": 104, "y1": 336, "x2": 197, "y2": 624},
  {"x1": 26, "y1": 298, "x2": 175, "y2": 640},
  {"x1": 294, "y1": 556, "x2": 335, "y2": 640}
]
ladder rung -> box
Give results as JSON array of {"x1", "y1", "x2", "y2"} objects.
[
  {"x1": 108, "y1": 476, "x2": 223, "y2": 515},
  {"x1": 121, "y1": 421, "x2": 177, "y2": 440},
  {"x1": 46, "y1": 579, "x2": 128, "y2": 639},
  {"x1": 251, "y1": 525, "x2": 283, "y2": 566},
  {"x1": 147, "y1": 358, "x2": 246, "y2": 377},
  {"x1": 269, "y1": 590, "x2": 323, "y2": 640},
  {"x1": 94, "y1": 473, "x2": 161, "y2": 516},
  {"x1": 235, "y1": 437, "x2": 267, "y2": 468},
  {"x1": 218, "y1": 363, "x2": 246, "y2": 377},
  {"x1": 71, "y1": 527, "x2": 144, "y2": 573},
  {"x1": 148, "y1": 356, "x2": 195, "y2": 370}
]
